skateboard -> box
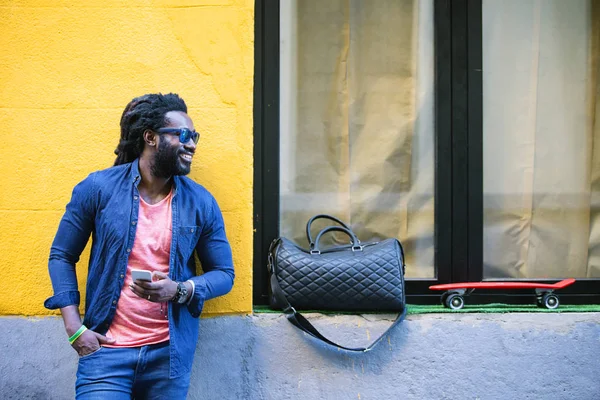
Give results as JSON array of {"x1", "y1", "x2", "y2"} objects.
[{"x1": 429, "y1": 279, "x2": 576, "y2": 310}]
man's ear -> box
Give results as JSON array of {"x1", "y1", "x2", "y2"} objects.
[{"x1": 143, "y1": 129, "x2": 157, "y2": 148}]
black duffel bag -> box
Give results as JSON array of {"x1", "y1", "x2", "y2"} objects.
[{"x1": 267, "y1": 214, "x2": 407, "y2": 352}]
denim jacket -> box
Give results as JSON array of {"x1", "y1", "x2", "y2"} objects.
[{"x1": 44, "y1": 159, "x2": 235, "y2": 378}]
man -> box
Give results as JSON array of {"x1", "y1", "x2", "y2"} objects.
[{"x1": 44, "y1": 93, "x2": 235, "y2": 399}]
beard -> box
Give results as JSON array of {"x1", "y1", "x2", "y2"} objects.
[{"x1": 150, "y1": 139, "x2": 192, "y2": 178}]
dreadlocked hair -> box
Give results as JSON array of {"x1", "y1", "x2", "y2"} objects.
[{"x1": 114, "y1": 93, "x2": 188, "y2": 166}]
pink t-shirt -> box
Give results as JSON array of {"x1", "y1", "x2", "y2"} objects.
[{"x1": 105, "y1": 190, "x2": 173, "y2": 347}]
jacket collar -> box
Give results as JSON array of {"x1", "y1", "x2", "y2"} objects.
[{"x1": 131, "y1": 158, "x2": 141, "y2": 186}]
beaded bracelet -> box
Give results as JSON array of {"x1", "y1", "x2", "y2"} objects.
[{"x1": 68, "y1": 325, "x2": 88, "y2": 345}]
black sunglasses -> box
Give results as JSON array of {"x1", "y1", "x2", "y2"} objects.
[{"x1": 156, "y1": 128, "x2": 200, "y2": 144}]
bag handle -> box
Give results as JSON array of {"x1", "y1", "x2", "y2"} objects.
[
  {"x1": 311, "y1": 226, "x2": 361, "y2": 254},
  {"x1": 306, "y1": 215, "x2": 352, "y2": 247},
  {"x1": 270, "y1": 273, "x2": 406, "y2": 353}
]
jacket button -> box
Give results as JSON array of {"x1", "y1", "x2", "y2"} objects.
[
  {"x1": 134, "y1": 196, "x2": 138, "y2": 200},
  {"x1": 132, "y1": 221, "x2": 137, "y2": 225},
  {"x1": 127, "y1": 248, "x2": 131, "y2": 253},
  {"x1": 120, "y1": 274, "x2": 124, "y2": 278},
  {"x1": 112, "y1": 300, "x2": 116, "y2": 305},
  {"x1": 190, "y1": 228, "x2": 194, "y2": 233}
]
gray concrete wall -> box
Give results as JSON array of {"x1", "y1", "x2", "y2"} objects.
[{"x1": 1, "y1": 313, "x2": 599, "y2": 399}]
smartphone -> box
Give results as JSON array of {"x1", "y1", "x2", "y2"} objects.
[{"x1": 131, "y1": 269, "x2": 152, "y2": 282}]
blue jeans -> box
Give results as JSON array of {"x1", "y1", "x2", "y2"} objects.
[{"x1": 76, "y1": 341, "x2": 191, "y2": 399}]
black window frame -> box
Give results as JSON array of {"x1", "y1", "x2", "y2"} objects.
[{"x1": 254, "y1": 0, "x2": 600, "y2": 305}]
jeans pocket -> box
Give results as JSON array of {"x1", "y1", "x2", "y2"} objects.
[{"x1": 79, "y1": 346, "x2": 104, "y2": 359}]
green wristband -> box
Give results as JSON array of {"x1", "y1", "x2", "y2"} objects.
[{"x1": 68, "y1": 325, "x2": 87, "y2": 345}]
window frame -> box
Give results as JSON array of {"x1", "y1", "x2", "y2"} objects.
[{"x1": 253, "y1": 0, "x2": 600, "y2": 306}]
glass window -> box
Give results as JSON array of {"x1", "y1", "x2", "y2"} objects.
[
  {"x1": 279, "y1": 0, "x2": 435, "y2": 278},
  {"x1": 483, "y1": 0, "x2": 600, "y2": 278}
]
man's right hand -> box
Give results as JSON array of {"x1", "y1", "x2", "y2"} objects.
[
  {"x1": 60, "y1": 305, "x2": 116, "y2": 356},
  {"x1": 71, "y1": 329, "x2": 116, "y2": 357}
]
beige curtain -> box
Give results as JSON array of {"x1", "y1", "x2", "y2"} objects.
[
  {"x1": 482, "y1": 0, "x2": 600, "y2": 278},
  {"x1": 588, "y1": 0, "x2": 600, "y2": 278},
  {"x1": 279, "y1": 0, "x2": 435, "y2": 278}
]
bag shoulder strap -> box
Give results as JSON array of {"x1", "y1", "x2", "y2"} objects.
[{"x1": 270, "y1": 273, "x2": 407, "y2": 353}]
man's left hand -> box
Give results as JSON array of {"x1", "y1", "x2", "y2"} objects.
[{"x1": 129, "y1": 271, "x2": 177, "y2": 302}]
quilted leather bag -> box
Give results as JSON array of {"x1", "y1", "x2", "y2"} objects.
[{"x1": 268, "y1": 215, "x2": 407, "y2": 352}]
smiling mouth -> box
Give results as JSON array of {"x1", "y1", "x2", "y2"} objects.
[{"x1": 180, "y1": 153, "x2": 193, "y2": 163}]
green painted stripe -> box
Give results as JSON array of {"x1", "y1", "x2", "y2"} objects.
[{"x1": 253, "y1": 304, "x2": 600, "y2": 314}]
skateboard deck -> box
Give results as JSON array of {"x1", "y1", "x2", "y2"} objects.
[{"x1": 429, "y1": 278, "x2": 576, "y2": 291}]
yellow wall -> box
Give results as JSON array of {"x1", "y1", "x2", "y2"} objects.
[{"x1": 0, "y1": 0, "x2": 254, "y2": 315}]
